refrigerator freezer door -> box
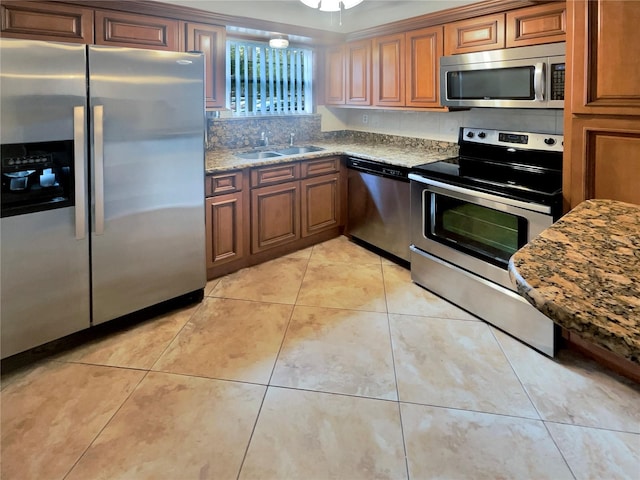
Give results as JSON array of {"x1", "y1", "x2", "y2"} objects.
[
  {"x1": 0, "y1": 39, "x2": 90, "y2": 358},
  {"x1": 88, "y1": 46, "x2": 206, "y2": 325}
]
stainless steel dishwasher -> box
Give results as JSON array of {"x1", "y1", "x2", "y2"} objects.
[{"x1": 346, "y1": 157, "x2": 411, "y2": 262}]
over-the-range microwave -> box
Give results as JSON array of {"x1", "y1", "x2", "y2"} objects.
[{"x1": 440, "y1": 42, "x2": 565, "y2": 109}]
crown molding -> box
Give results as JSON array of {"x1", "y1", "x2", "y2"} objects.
[{"x1": 346, "y1": 0, "x2": 547, "y2": 41}]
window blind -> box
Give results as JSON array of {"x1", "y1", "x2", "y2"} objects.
[{"x1": 226, "y1": 40, "x2": 313, "y2": 115}]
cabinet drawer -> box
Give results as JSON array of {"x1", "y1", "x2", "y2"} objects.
[
  {"x1": 251, "y1": 162, "x2": 300, "y2": 188},
  {"x1": 206, "y1": 171, "x2": 243, "y2": 196},
  {"x1": 301, "y1": 157, "x2": 340, "y2": 178}
]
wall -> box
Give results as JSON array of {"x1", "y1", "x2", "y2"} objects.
[{"x1": 321, "y1": 107, "x2": 564, "y2": 142}]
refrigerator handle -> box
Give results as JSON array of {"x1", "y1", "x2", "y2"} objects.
[
  {"x1": 73, "y1": 106, "x2": 86, "y2": 240},
  {"x1": 93, "y1": 105, "x2": 105, "y2": 235}
]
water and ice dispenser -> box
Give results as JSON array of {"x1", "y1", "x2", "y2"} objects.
[{"x1": 1, "y1": 140, "x2": 74, "y2": 217}]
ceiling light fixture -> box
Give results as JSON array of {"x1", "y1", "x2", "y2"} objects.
[
  {"x1": 269, "y1": 35, "x2": 289, "y2": 49},
  {"x1": 300, "y1": 0, "x2": 364, "y2": 12}
]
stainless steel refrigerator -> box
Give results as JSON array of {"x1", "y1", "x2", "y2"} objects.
[{"x1": 0, "y1": 38, "x2": 206, "y2": 358}]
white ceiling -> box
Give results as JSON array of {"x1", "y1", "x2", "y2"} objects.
[{"x1": 154, "y1": 0, "x2": 478, "y2": 34}]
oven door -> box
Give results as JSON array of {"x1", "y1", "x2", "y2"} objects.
[{"x1": 409, "y1": 174, "x2": 554, "y2": 290}]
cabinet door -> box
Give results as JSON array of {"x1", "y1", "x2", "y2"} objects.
[
  {"x1": 346, "y1": 39, "x2": 371, "y2": 106},
  {"x1": 444, "y1": 13, "x2": 505, "y2": 55},
  {"x1": 301, "y1": 173, "x2": 340, "y2": 237},
  {"x1": 325, "y1": 45, "x2": 345, "y2": 105},
  {"x1": 0, "y1": 1, "x2": 93, "y2": 43},
  {"x1": 251, "y1": 182, "x2": 300, "y2": 253},
  {"x1": 405, "y1": 26, "x2": 443, "y2": 108},
  {"x1": 565, "y1": 117, "x2": 640, "y2": 208},
  {"x1": 95, "y1": 10, "x2": 179, "y2": 50},
  {"x1": 568, "y1": 0, "x2": 640, "y2": 115},
  {"x1": 373, "y1": 33, "x2": 405, "y2": 106},
  {"x1": 206, "y1": 192, "x2": 245, "y2": 268},
  {"x1": 185, "y1": 22, "x2": 225, "y2": 109},
  {"x1": 506, "y1": 2, "x2": 566, "y2": 48}
]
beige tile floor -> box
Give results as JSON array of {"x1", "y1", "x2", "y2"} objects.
[{"x1": 2, "y1": 235, "x2": 639, "y2": 480}]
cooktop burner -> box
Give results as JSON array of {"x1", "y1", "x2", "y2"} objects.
[{"x1": 412, "y1": 127, "x2": 563, "y2": 208}]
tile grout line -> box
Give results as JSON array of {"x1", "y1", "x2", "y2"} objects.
[
  {"x1": 489, "y1": 327, "x2": 577, "y2": 480},
  {"x1": 61, "y1": 367, "x2": 152, "y2": 480},
  {"x1": 235, "y1": 245, "x2": 314, "y2": 479},
  {"x1": 381, "y1": 263, "x2": 411, "y2": 480}
]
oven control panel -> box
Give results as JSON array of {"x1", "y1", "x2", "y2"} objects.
[{"x1": 461, "y1": 128, "x2": 563, "y2": 153}]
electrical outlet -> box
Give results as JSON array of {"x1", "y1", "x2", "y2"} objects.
[{"x1": 362, "y1": 114, "x2": 368, "y2": 124}]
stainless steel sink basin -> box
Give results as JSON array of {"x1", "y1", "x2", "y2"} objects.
[
  {"x1": 273, "y1": 145, "x2": 325, "y2": 155},
  {"x1": 234, "y1": 151, "x2": 283, "y2": 160}
]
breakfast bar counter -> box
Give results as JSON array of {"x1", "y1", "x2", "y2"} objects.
[{"x1": 508, "y1": 199, "x2": 640, "y2": 365}]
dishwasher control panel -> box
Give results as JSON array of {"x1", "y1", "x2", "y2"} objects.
[{"x1": 346, "y1": 157, "x2": 409, "y2": 180}]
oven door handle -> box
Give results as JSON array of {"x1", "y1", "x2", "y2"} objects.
[{"x1": 408, "y1": 173, "x2": 552, "y2": 215}]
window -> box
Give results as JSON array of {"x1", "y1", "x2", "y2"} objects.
[{"x1": 226, "y1": 39, "x2": 313, "y2": 115}]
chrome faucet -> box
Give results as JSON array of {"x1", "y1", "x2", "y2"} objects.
[
  {"x1": 289, "y1": 132, "x2": 295, "y2": 146},
  {"x1": 259, "y1": 131, "x2": 269, "y2": 146}
]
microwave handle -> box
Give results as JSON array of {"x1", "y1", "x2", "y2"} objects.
[{"x1": 534, "y1": 63, "x2": 545, "y2": 102}]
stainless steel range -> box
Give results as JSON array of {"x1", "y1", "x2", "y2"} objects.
[{"x1": 409, "y1": 127, "x2": 563, "y2": 356}]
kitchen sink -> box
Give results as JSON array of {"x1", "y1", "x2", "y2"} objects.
[
  {"x1": 234, "y1": 145, "x2": 325, "y2": 160},
  {"x1": 273, "y1": 145, "x2": 325, "y2": 155},
  {"x1": 234, "y1": 151, "x2": 283, "y2": 160}
]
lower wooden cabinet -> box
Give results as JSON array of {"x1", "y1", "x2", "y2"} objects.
[
  {"x1": 206, "y1": 157, "x2": 344, "y2": 279},
  {"x1": 251, "y1": 181, "x2": 300, "y2": 253},
  {"x1": 205, "y1": 192, "x2": 245, "y2": 268},
  {"x1": 301, "y1": 173, "x2": 340, "y2": 237}
]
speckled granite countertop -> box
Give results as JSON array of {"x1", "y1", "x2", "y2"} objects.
[
  {"x1": 205, "y1": 139, "x2": 458, "y2": 174},
  {"x1": 509, "y1": 199, "x2": 640, "y2": 364}
]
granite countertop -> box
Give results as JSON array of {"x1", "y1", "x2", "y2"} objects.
[
  {"x1": 508, "y1": 199, "x2": 640, "y2": 364},
  {"x1": 205, "y1": 139, "x2": 458, "y2": 174}
]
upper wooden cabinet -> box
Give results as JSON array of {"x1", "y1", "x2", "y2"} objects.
[
  {"x1": 373, "y1": 33, "x2": 405, "y2": 107},
  {"x1": 444, "y1": 13, "x2": 505, "y2": 55},
  {"x1": 324, "y1": 45, "x2": 346, "y2": 105},
  {"x1": 563, "y1": 0, "x2": 640, "y2": 209},
  {"x1": 405, "y1": 26, "x2": 443, "y2": 108},
  {"x1": 345, "y1": 39, "x2": 371, "y2": 106},
  {"x1": 0, "y1": 1, "x2": 93, "y2": 43},
  {"x1": 444, "y1": 3, "x2": 566, "y2": 55},
  {"x1": 94, "y1": 10, "x2": 179, "y2": 50},
  {"x1": 324, "y1": 40, "x2": 371, "y2": 106},
  {"x1": 184, "y1": 22, "x2": 226, "y2": 109},
  {"x1": 568, "y1": 0, "x2": 640, "y2": 116},
  {"x1": 506, "y1": 2, "x2": 566, "y2": 48}
]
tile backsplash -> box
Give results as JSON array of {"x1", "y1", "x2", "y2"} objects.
[
  {"x1": 208, "y1": 107, "x2": 564, "y2": 151},
  {"x1": 207, "y1": 115, "x2": 322, "y2": 150}
]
